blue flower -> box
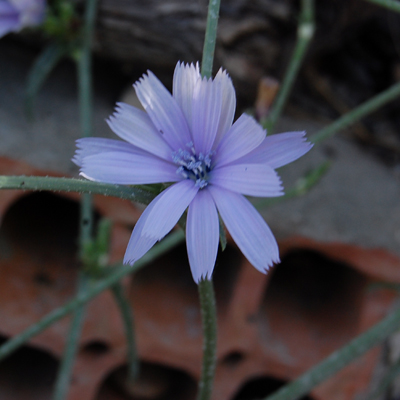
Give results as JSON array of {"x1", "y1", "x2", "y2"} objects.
[
  {"x1": 0, "y1": 0, "x2": 45, "y2": 37},
  {"x1": 74, "y1": 62, "x2": 312, "y2": 283}
]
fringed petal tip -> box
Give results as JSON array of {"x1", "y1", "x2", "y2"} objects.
[
  {"x1": 72, "y1": 138, "x2": 85, "y2": 166},
  {"x1": 193, "y1": 273, "x2": 213, "y2": 285},
  {"x1": 122, "y1": 257, "x2": 135, "y2": 266},
  {"x1": 175, "y1": 61, "x2": 200, "y2": 74},
  {"x1": 257, "y1": 257, "x2": 280, "y2": 275}
]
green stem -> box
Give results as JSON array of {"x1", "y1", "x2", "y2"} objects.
[
  {"x1": 264, "y1": 305, "x2": 400, "y2": 400},
  {"x1": 196, "y1": 3, "x2": 221, "y2": 397},
  {"x1": 363, "y1": 0, "x2": 400, "y2": 13},
  {"x1": 263, "y1": 0, "x2": 315, "y2": 133},
  {"x1": 53, "y1": 0, "x2": 98, "y2": 398},
  {"x1": 254, "y1": 161, "x2": 330, "y2": 209},
  {"x1": 0, "y1": 230, "x2": 184, "y2": 363},
  {"x1": 0, "y1": 176, "x2": 154, "y2": 205},
  {"x1": 52, "y1": 273, "x2": 89, "y2": 400},
  {"x1": 311, "y1": 79, "x2": 400, "y2": 144},
  {"x1": 196, "y1": 279, "x2": 217, "y2": 400},
  {"x1": 112, "y1": 282, "x2": 139, "y2": 382},
  {"x1": 201, "y1": 0, "x2": 221, "y2": 79}
]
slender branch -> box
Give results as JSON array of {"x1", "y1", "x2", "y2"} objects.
[
  {"x1": 112, "y1": 282, "x2": 139, "y2": 381},
  {"x1": 0, "y1": 230, "x2": 184, "y2": 362},
  {"x1": 254, "y1": 161, "x2": 330, "y2": 209},
  {"x1": 53, "y1": 0, "x2": 98, "y2": 397},
  {"x1": 196, "y1": 279, "x2": 217, "y2": 400},
  {"x1": 363, "y1": 0, "x2": 400, "y2": 13},
  {"x1": 264, "y1": 304, "x2": 400, "y2": 400},
  {"x1": 201, "y1": 0, "x2": 221, "y2": 79},
  {"x1": 52, "y1": 273, "x2": 89, "y2": 400},
  {"x1": 263, "y1": 0, "x2": 315, "y2": 133},
  {"x1": 196, "y1": 4, "x2": 222, "y2": 398},
  {"x1": 311, "y1": 79, "x2": 400, "y2": 144},
  {"x1": 0, "y1": 176, "x2": 155, "y2": 205}
]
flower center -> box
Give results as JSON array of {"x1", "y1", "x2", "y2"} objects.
[{"x1": 172, "y1": 142, "x2": 212, "y2": 189}]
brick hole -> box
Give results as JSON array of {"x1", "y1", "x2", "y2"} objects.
[
  {"x1": 81, "y1": 340, "x2": 111, "y2": 356},
  {"x1": 1, "y1": 192, "x2": 81, "y2": 263},
  {"x1": 259, "y1": 249, "x2": 367, "y2": 361},
  {"x1": 0, "y1": 192, "x2": 102, "y2": 313},
  {"x1": 232, "y1": 376, "x2": 315, "y2": 400},
  {"x1": 221, "y1": 350, "x2": 245, "y2": 368},
  {"x1": 95, "y1": 362, "x2": 197, "y2": 400},
  {"x1": 132, "y1": 240, "x2": 197, "y2": 298},
  {"x1": 212, "y1": 244, "x2": 242, "y2": 309},
  {"x1": 132, "y1": 240, "x2": 242, "y2": 309},
  {"x1": 0, "y1": 335, "x2": 58, "y2": 399},
  {"x1": 0, "y1": 191, "x2": 101, "y2": 275}
]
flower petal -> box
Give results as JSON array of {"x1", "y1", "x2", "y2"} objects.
[
  {"x1": 209, "y1": 186, "x2": 279, "y2": 273},
  {"x1": 173, "y1": 62, "x2": 200, "y2": 133},
  {"x1": 125, "y1": 180, "x2": 199, "y2": 264},
  {"x1": 186, "y1": 189, "x2": 219, "y2": 283},
  {"x1": 134, "y1": 70, "x2": 192, "y2": 150},
  {"x1": 141, "y1": 180, "x2": 199, "y2": 239},
  {"x1": 80, "y1": 151, "x2": 179, "y2": 184},
  {"x1": 191, "y1": 75, "x2": 222, "y2": 154},
  {"x1": 211, "y1": 163, "x2": 283, "y2": 197},
  {"x1": 214, "y1": 113, "x2": 266, "y2": 167},
  {"x1": 212, "y1": 68, "x2": 236, "y2": 148},
  {"x1": 124, "y1": 199, "x2": 159, "y2": 265},
  {"x1": 72, "y1": 137, "x2": 148, "y2": 166},
  {"x1": 237, "y1": 131, "x2": 313, "y2": 169},
  {"x1": 0, "y1": 1, "x2": 19, "y2": 36},
  {"x1": 107, "y1": 102, "x2": 173, "y2": 160}
]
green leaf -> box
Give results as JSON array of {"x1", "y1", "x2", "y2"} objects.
[{"x1": 25, "y1": 42, "x2": 68, "y2": 118}]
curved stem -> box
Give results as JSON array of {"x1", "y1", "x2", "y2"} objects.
[
  {"x1": 53, "y1": 0, "x2": 98, "y2": 398},
  {"x1": 263, "y1": 0, "x2": 314, "y2": 133},
  {"x1": 311, "y1": 79, "x2": 400, "y2": 144},
  {"x1": 112, "y1": 282, "x2": 139, "y2": 382},
  {"x1": 264, "y1": 304, "x2": 400, "y2": 400},
  {"x1": 53, "y1": 273, "x2": 89, "y2": 400},
  {"x1": 196, "y1": 278, "x2": 217, "y2": 400}
]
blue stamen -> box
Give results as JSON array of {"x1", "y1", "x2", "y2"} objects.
[{"x1": 173, "y1": 146, "x2": 213, "y2": 189}]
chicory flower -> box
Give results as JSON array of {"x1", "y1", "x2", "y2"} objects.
[
  {"x1": 0, "y1": 0, "x2": 45, "y2": 38},
  {"x1": 74, "y1": 62, "x2": 312, "y2": 283}
]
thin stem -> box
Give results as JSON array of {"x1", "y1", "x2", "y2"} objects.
[
  {"x1": 363, "y1": 0, "x2": 400, "y2": 13},
  {"x1": 0, "y1": 176, "x2": 155, "y2": 205},
  {"x1": 196, "y1": 3, "x2": 222, "y2": 397},
  {"x1": 311, "y1": 79, "x2": 400, "y2": 144},
  {"x1": 0, "y1": 230, "x2": 184, "y2": 363},
  {"x1": 264, "y1": 304, "x2": 400, "y2": 400},
  {"x1": 77, "y1": 0, "x2": 96, "y2": 139},
  {"x1": 196, "y1": 279, "x2": 217, "y2": 400},
  {"x1": 52, "y1": 273, "x2": 89, "y2": 400},
  {"x1": 112, "y1": 282, "x2": 139, "y2": 381},
  {"x1": 53, "y1": 0, "x2": 98, "y2": 398},
  {"x1": 201, "y1": 0, "x2": 221, "y2": 79},
  {"x1": 263, "y1": 0, "x2": 315, "y2": 133},
  {"x1": 254, "y1": 161, "x2": 330, "y2": 209}
]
